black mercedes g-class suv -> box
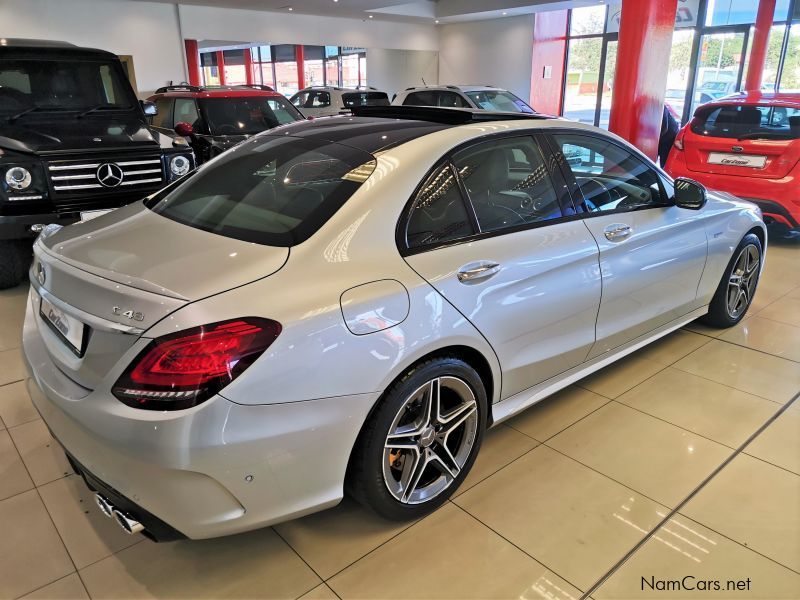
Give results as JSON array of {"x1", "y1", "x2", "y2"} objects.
[{"x1": 0, "y1": 39, "x2": 194, "y2": 289}]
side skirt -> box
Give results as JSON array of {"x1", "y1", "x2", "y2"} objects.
[{"x1": 489, "y1": 306, "x2": 709, "y2": 426}]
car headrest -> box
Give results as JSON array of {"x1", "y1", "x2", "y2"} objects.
[{"x1": 469, "y1": 147, "x2": 509, "y2": 193}]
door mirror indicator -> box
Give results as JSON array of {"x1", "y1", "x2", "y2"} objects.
[
  {"x1": 141, "y1": 100, "x2": 157, "y2": 116},
  {"x1": 174, "y1": 121, "x2": 194, "y2": 136},
  {"x1": 674, "y1": 177, "x2": 707, "y2": 210}
]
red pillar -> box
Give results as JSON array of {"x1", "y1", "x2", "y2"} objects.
[
  {"x1": 296, "y1": 45, "x2": 305, "y2": 90},
  {"x1": 244, "y1": 48, "x2": 254, "y2": 85},
  {"x1": 216, "y1": 51, "x2": 226, "y2": 85},
  {"x1": 530, "y1": 10, "x2": 569, "y2": 115},
  {"x1": 608, "y1": 0, "x2": 678, "y2": 160},
  {"x1": 184, "y1": 39, "x2": 200, "y2": 86},
  {"x1": 745, "y1": 0, "x2": 776, "y2": 91}
]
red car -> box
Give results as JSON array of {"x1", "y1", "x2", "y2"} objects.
[
  {"x1": 147, "y1": 85, "x2": 304, "y2": 164},
  {"x1": 666, "y1": 92, "x2": 800, "y2": 232}
]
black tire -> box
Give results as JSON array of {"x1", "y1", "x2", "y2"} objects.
[
  {"x1": 347, "y1": 356, "x2": 488, "y2": 521},
  {"x1": 0, "y1": 240, "x2": 32, "y2": 290},
  {"x1": 701, "y1": 232, "x2": 762, "y2": 328}
]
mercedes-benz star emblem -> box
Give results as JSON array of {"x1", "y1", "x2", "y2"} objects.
[
  {"x1": 36, "y1": 262, "x2": 46, "y2": 286},
  {"x1": 96, "y1": 163, "x2": 124, "y2": 188},
  {"x1": 732, "y1": 146, "x2": 744, "y2": 153}
]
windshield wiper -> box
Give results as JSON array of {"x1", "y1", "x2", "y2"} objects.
[
  {"x1": 77, "y1": 104, "x2": 122, "y2": 118},
  {"x1": 7, "y1": 106, "x2": 43, "y2": 123}
]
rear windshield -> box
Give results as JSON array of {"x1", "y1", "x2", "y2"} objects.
[
  {"x1": 342, "y1": 92, "x2": 390, "y2": 108},
  {"x1": 691, "y1": 104, "x2": 800, "y2": 140},
  {"x1": 465, "y1": 90, "x2": 535, "y2": 114},
  {"x1": 200, "y1": 96, "x2": 303, "y2": 135},
  {"x1": 147, "y1": 135, "x2": 376, "y2": 246}
]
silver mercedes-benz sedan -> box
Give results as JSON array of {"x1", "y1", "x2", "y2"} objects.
[{"x1": 22, "y1": 106, "x2": 765, "y2": 540}]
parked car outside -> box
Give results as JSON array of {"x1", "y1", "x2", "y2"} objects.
[
  {"x1": 392, "y1": 85, "x2": 536, "y2": 114},
  {"x1": 24, "y1": 105, "x2": 764, "y2": 541},
  {"x1": 289, "y1": 86, "x2": 390, "y2": 118},
  {"x1": 666, "y1": 91, "x2": 800, "y2": 232},
  {"x1": 147, "y1": 85, "x2": 304, "y2": 164},
  {"x1": 0, "y1": 39, "x2": 194, "y2": 289}
]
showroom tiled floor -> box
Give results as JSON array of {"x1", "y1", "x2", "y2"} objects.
[{"x1": 1, "y1": 240, "x2": 799, "y2": 599}]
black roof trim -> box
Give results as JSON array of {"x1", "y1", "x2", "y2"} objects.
[{"x1": 350, "y1": 105, "x2": 550, "y2": 125}]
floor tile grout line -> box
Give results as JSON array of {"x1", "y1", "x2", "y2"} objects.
[
  {"x1": 713, "y1": 330, "x2": 800, "y2": 364},
  {"x1": 668, "y1": 361, "x2": 788, "y2": 406},
  {"x1": 579, "y1": 388, "x2": 800, "y2": 600},
  {"x1": 270, "y1": 526, "x2": 328, "y2": 588},
  {"x1": 452, "y1": 435, "x2": 542, "y2": 499},
  {"x1": 668, "y1": 510, "x2": 800, "y2": 577},
  {"x1": 506, "y1": 397, "x2": 614, "y2": 445},
  {"x1": 11, "y1": 571, "x2": 84, "y2": 600},
  {"x1": 447, "y1": 501, "x2": 588, "y2": 598},
  {"x1": 739, "y1": 450, "x2": 800, "y2": 478},
  {"x1": 0, "y1": 377, "x2": 25, "y2": 389}
]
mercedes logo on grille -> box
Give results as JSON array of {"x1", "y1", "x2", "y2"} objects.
[{"x1": 96, "y1": 163, "x2": 124, "y2": 188}]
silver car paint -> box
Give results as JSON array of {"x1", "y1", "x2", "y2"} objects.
[{"x1": 23, "y1": 117, "x2": 765, "y2": 538}]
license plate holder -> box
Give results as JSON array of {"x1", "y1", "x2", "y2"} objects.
[
  {"x1": 40, "y1": 297, "x2": 87, "y2": 356},
  {"x1": 707, "y1": 152, "x2": 767, "y2": 168}
]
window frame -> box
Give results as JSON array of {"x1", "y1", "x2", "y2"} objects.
[
  {"x1": 397, "y1": 131, "x2": 577, "y2": 256},
  {"x1": 541, "y1": 129, "x2": 675, "y2": 217}
]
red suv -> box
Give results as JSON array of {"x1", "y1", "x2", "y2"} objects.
[
  {"x1": 147, "y1": 85, "x2": 304, "y2": 164},
  {"x1": 666, "y1": 92, "x2": 800, "y2": 232}
]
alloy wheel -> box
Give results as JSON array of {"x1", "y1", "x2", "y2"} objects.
[
  {"x1": 382, "y1": 376, "x2": 479, "y2": 505},
  {"x1": 727, "y1": 244, "x2": 760, "y2": 319}
]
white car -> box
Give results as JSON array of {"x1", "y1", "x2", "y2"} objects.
[
  {"x1": 289, "y1": 86, "x2": 390, "y2": 118},
  {"x1": 392, "y1": 85, "x2": 536, "y2": 113},
  {"x1": 23, "y1": 106, "x2": 765, "y2": 540}
]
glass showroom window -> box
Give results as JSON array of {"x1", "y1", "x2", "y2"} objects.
[
  {"x1": 563, "y1": 5, "x2": 610, "y2": 127},
  {"x1": 303, "y1": 46, "x2": 325, "y2": 87},
  {"x1": 251, "y1": 46, "x2": 276, "y2": 89},
  {"x1": 342, "y1": 54, "x2": 360, "y2": 87},
  {"x1": 273, "y1": 45, "x2": 299, "y2": 96},
  {"x1": 325, "y1": 46, "x2": 340, "y2": 86},
  {"x1": 223, "y1": 50, "x2": 247, "y2": 86},
  {"x1": 779, "y1": 22, "x2": 800, "y2": 90},
  {"x1": 200, "y1": 52, "x2": 220, "y2": 86}
]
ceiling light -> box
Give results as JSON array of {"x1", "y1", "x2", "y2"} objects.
[
  {"x1": 502, "y1": 11, "x2": 507, "y2": 15},
  {"x1": 369, "y1": 15, "x2": 373, "y2": 18},
  {"x1": 288, "y1": 7, "x2": 293, "y2": 10},
  {"x1": 435, "y1": 19, "x2": 439, "y2": 23}
]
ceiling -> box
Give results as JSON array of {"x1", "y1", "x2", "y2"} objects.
[{"x1": 132, "y1": 0, "x2": 607, "y2": 24}]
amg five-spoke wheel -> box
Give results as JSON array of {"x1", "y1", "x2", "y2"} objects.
[
  {"x1": 383, "y1": 376, "x2": 479, "y2": 504},
  {"x1": 703, "y1": 232, "x2": 763, "y2": 328},
  {"x1": 348, "y1": 357, "x2": 487, "y2": 520},
  {"x1": 727, "y1": 244, "x2": 760, "y2": 319}
]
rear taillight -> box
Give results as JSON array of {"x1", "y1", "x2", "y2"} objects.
[
  {"x1": 113, "y1": 318, "x2": 281, "y2": 410},
  {"x1": 674, "y1": 129, "x2": 685, "y2": 151}
]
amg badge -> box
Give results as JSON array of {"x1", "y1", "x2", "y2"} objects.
[{"x1": 112, "y1": 306, "x2": 145, "y2": 321}]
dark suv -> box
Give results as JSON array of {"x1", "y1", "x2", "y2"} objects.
[
  {"x1": 0, "y1": 40, "x2": 194, "y2": 289},
  {"x1": 146, "y1": 85, "x2": 304, "y2": 164}
]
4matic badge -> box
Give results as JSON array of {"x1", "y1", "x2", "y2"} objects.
[{"x1": 112, "y1": 306, "x2": 145, "y2": 321}]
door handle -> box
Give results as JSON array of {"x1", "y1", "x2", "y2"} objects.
[
  {"x1": 457, "y1": 261, "x2": 501, "y2": 283},
  {"x1": 604, "y1": 224, "x2": 632, "y2": 242}
]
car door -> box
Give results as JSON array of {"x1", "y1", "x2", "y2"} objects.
[
  {"x1": 402, "y1": 134, "x2": 601, "y2": 400},
  {"x1": 549, "y1": 132, "x2": 708, "y2": 358}
]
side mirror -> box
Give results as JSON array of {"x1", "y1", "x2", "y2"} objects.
[
  {"x1": 174, "y1": 121, "x2": 194, "y2": 136},
  {"x1": 141, "y1": 100, "x2": 157, "y2": 116},
  {"x1": 674, "y1": 177, "x2": 707, "y2": 210}
]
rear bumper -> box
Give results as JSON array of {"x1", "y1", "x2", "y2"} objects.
[
  {"x1": 22, "y1": 288, "x2": 379, "y2": 539},
  {"x1": 665, "y1": 152, "x2": 800, "y2": 229}
]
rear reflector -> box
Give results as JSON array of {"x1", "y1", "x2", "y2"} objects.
[{"x1": 113, "y1": 318, "x2": 281, "y2": 410}]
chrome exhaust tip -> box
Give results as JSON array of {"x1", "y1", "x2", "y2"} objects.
[
  {"x1": 112, "y1": 509, "x2": 144, "y2": 535},
  {"x1": 94, "y1": 494, "x2": 114, "y2": 518}
]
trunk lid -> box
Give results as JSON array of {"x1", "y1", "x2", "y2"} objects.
[
  {"x1": 32, "y1": 202, "x2": 289, "y2": 389},
  {"x1": 684, "y1": 103, "x2": 800, "y2": 179}
]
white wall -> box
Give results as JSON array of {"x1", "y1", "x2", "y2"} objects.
[
  {"x1": 438, "y1": 15, "x2": 535, "y2": 102},
  {"x1": 367, "y1": 49, "x2": 439, "y2": 98},
  {"x1": 0, "y1": 0, "x2": 185, "y2": 96},
  {"x1": 178, "y1": 4, "x2": 438, "y2": 52}
]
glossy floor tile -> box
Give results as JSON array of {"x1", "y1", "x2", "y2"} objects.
[
  {"x1": 594, "y1": 514, "x2": 800, "y2": 599},
  {"x1": 455, "y1": 445, "x2": 668, "y2": 591},
  {"x1": 680, "y1": 453, "x2": 800, "y2": 572},
  {"x1": 548, "y1": 402, "x2": 731, "y2": 507},
  {"x1": 1, "y1": 243, "x2": 799, "y2": 599},
  {"x1": 616, "y1": 367, "x2": 780, "y2": 448},
  {"x1": 328, "y1": 502, "x2": 583, "y2": 599},
  {"x1": 674, "y1": 339, "x2": 800, "y2": 404}
]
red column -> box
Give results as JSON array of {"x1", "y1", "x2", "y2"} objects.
[
  {"x1": 216, "y1": 51, "x2": 226, "y2": 85},
  {"x1": 184, "y1": 39, "x2": 200, "y2": 86},
  {"x1": 244, "y1": 48, "x2": 254, "y2": 85},
  {"x1": 608, "y1": 0, "x2": 679, "y2": 160},
  {"x1": 296, "y1": 45, "x2": 305, "y2": 90},
  {"x1": 745, "y1": 0, "x2": 777, "y2": 90},
  {"x1": 530, "y1": 10, "x2": 569, "y2": 115}
]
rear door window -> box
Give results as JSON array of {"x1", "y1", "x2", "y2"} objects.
[
  {"x1": 147, "y1": 135, "x2": 376, "y2": 246},
  {"x1": 174, "y1": 98, "x2": 200, "y2": 127},
  {"x1": 436, "y1": 91, "x2": 470, "y2": 108},
  {"x1": 403, "y1": 91, "x2": 436, "y2": 106},
  {"x1": 692, "y1": 104, "x2": 800, "y2": 140},
  {"x1": 151, "y1": 98, "x2": 174, "y2": 128},
  {"x1": 342, "y1": 92, "x2": 390, "y2": 108}
]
